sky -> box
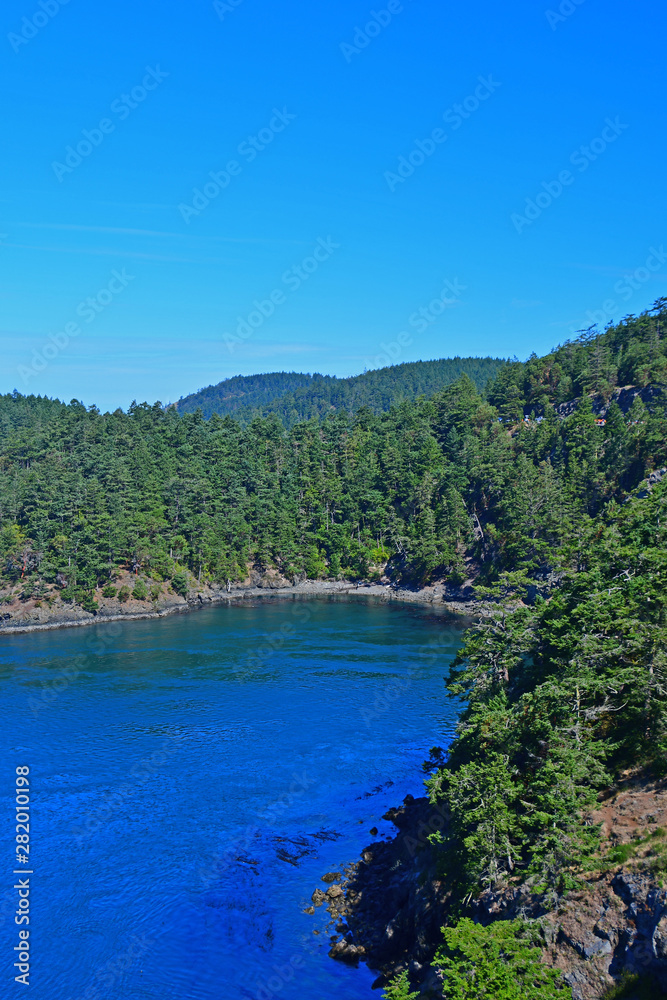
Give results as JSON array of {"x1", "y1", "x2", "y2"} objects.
[{"x1": 1, "y1": 0, "x2": 665, "y2": 411}]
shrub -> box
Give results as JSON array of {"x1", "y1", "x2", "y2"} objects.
[
  {"x1": 79, "y1": 593, "x2": 98, "y2": 614},
  {"x1": 383, "y1": 969, "x2": 420, "y2": 999},
  {"x1": 171, "y1": 572, "x2": 189, "y2": 597},
  {"x1": 604, "y1": 973, "x2": 656, "y2": 999},
  {"x1": 39, "y1": 561, "x2": 57, "y2": 583},
  {"x1": 607, "y1": 843, "x2": 635, "y2": 865},
  {"x1": 118, "y1": 585, "x2": 131, "y2": 603},
  {"x1": 434, "y1": 918, "x2": 570, "y2": 1000},
  {"x1": 102, "y1": 584, "x2": 117, "y2": 598},
  {"x1": 132, "y1": 580, "x2": 148, "y2": 601}
]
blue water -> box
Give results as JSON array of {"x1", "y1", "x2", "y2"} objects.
[{"x1": 0, "y1": 597, "x2": 463, "y2": 1000}]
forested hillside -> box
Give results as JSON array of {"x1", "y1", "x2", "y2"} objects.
[
  {"x1": 0, "y1": 304, "x2": 665, "y2": 609},
  {"x1": 2, "y1": 300, "x2": 667, "y2": 996},
  {"x1": 174, "y1": 357, "x2": 505, "y2": 426},
  {"x1": 172, "y1": 371, "x2": 315, "y2": 420}
]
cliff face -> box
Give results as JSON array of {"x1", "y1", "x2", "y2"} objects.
[
  {"x1": 539, "y1": 871, "x2": 667, "y2": 998},
  {"x1": 324, "y1": 796, "x2": 451, "y2": 991},
  {"x1": 325, "y1": 778, "x2": 667, "y2": 998}
]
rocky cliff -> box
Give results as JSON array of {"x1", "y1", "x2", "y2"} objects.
[{"x1": 318, "y1": 777, "x2": 667, "y2": 998}]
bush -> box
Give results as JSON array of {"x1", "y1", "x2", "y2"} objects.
[
  {"x1": 132, "y1": 580, "x2": 148, "y2": 601},
  {"x1": 80, "y1": 593, "x2": 98, "y2": 614},
  {"x1": 118, "y1": 585, "x2": 131, "y2": 603},
  {"x1": 604, "y1": 973, "x2": 656, "y2": 999},
  {"x1": 434, "y1": 918, "x2": 570, "y2": 1000},
  {"x1": 607, "y1": 843, "x2": 635, "y2": 865},
  {"x1": 171, "y1": 572, "x2": 189, "y2": 597},
  {"x1": 149, "y1": 584, "x2": 161, "y2": 602},
  {"x1": 102, "y1": 584, "x2": 117, "y2": 598},
  {"x1": 39, "y1": 561, "x2": 57, "y2": 583},
  {"x1": 383, "y1": 969, "x2": 420, "y2": 999}
]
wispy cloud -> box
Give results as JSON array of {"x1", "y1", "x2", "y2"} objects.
[
  {"x1": 12, "y1": 222, "x2": 308, "y2": 245},
  {"x1": 16, "y1": 222, "x2": 189, "y2": 239},
  {"x1": 221, "y1": 342, "x2": 327, "y2": 359},
  {"x1": 1, "y1": 241, "x2": 238, "y2": 264}
]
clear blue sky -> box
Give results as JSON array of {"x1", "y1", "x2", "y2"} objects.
[{"x1": 1, "y1": 0, "x2": 665, "y2": 411}]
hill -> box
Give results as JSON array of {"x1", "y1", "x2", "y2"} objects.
[
  {"x1": 1, "y1": 299, "x2": 666, "y2": 997},
  {"x1": 171, "y1": 371, "x2": 314, "y2": 420},
  {"x1": 174, "y1": 357, "x2": 506, "y2": 426}
]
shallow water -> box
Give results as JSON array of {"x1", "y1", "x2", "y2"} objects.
[{"x1": 0, "y1": 597, "x2": 463, "y2": 999}]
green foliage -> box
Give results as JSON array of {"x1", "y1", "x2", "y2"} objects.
[
  {"x1": 0, "y1": 305, "x2": 664, "y2": 602},
  {"x1": 428, "y1": 478, "x2": 667, "y2": 897},
  {"x1": 382, "y1": 969, "x2": 420, "y2": 1000},
  {"x1": 176, "y1": 357, "x2": 506, "y2": 426},
  {"x1": 603, "y1": 973, "x2": 656, "y2": 999},
  {"x1": 102, "y1": 584, "x2": 117, "y2": 598},
  {"x1": 80, "y1": 593, "x2": 98, "y2": 614},
  {"x1": 0, "y1": 299, "x2": 663, "y2": 1000},
  {"x1": 606, "y1": 843, "x2": 635, "y2": 865},
  {"x1": 486, "y1": 303, "x2": 667, "y2": 419},
  {"x1": 171, "y1": 572, "x2": 189, "y2": 597},
  {"x1": 0, "y1": 306, "x2": 666, "y2": 910},
  {"x1": 434, "y1": 918, "x2": 570, "y2": 999}
]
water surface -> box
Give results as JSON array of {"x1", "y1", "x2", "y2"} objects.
[{"x1": 0, "y1": 597, "x2": 463, "y2": 999}]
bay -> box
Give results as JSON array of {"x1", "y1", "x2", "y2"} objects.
[{"x1": 0, "y1": 597, "x2": 463, "y2": 1000}]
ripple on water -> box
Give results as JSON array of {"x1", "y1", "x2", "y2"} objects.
[{"x1": 0, "y1": 598, "x2": 463, "y2": 1000}]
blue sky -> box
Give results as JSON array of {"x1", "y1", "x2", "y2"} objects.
[{"x1": 1, "y1": 0, "x2": 665, "y2": 411}]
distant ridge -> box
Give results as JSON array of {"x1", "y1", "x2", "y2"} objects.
[{"x1": 175, "y1": 357, "x2": 506, "y2": 427}]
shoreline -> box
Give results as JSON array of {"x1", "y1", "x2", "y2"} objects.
[
  {"x1": 321, "y1": 779, "x2": 667, "y2": 998},
  {"x1": 0, "y1": 579, "x2": 480, "y2": 637}
]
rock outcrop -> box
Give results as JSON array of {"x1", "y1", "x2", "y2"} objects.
[{"x1": 320, "y1": 778, "x2": 667, "y2": 997}]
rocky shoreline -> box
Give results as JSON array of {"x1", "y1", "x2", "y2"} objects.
[
  {"x1": 314, "y1": 779, "x2": 667, "y2": 998},
  {"x1": 0, "y1": 576, "x2": 479, "y2": 636}
]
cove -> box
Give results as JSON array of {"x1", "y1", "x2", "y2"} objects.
[{"x1": 0, "y1": 597, "x2": 463, "y2": 999}]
